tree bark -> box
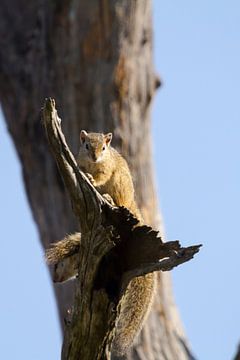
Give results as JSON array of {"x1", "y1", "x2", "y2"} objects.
[{"x1": 0, "y1": 1, "x2": 195, "y2": 359}]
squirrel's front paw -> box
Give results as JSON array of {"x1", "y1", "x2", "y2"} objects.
[
  {"x1": 85, "y1": 173, "x2": 96, "y2": 186},
  {"x1": 102, "y1": 193, "x2": 115, "y2": 206}
]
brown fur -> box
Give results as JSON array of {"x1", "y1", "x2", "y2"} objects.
[{"x1": 46, "y1": 131, "x2": 155, "y2": 355}]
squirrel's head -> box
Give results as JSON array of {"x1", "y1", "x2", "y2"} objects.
[{"x1": 79, "y1": 130, "x2": 112, "y2": 163}]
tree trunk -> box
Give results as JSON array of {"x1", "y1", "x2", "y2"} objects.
[{"x1": 0, "y1": 0, "x2": 194, "y2": 359}]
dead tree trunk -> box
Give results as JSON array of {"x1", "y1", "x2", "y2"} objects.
[
  {"x1": 0, "y1": 1, "x2": 195, "y2": 359},
  {"x1": 42, "y1": 98, "x2": 200, "y2": 359}
]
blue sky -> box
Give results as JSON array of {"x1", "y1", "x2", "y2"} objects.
[
  {"x1": 152, "y1": 1, "x2": 240, "y2": 359},
  {"x1": 0, "y1": 1, "x2": 239, "y2": 359}
]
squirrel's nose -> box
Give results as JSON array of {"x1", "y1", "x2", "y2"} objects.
[{"x1": 92, "y1": 153, "x2": 97, "y2": 162}]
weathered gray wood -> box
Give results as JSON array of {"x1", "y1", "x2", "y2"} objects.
[{"x1": 0, "y1": 1, "x2": 197, "y2": 358}]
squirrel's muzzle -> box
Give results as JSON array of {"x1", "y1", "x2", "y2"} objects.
[{"x1": 91, "y1": 153, "x2": 97, "y2": 162}]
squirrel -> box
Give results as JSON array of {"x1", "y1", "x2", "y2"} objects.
[{"x1": 46, "y1": 130, "x2": 156, "y2": 355}]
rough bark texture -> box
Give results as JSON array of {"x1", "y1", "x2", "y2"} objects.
[{"x1": 0, "y1": 1, "x2": 195, "y2": 359}]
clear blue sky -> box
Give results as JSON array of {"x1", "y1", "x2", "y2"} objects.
[{"x1": 0, "y1": 1, "x2": 239, "y2": 359}]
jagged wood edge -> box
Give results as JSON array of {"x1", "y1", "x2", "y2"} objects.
[{"x1": 103, "y1": 205, "x2": 201, "y2": 284}]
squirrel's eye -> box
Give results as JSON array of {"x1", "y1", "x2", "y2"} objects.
[
  {"x1": 85, "y1": 144, "x2": 89, "y2": 150},
  {"x1": 102, "y1": 146, "x2": 106, "y2": 151}
]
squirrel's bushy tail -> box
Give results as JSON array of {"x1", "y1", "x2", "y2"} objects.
[{"x1": 112, "y1": 273, "x2": 156, "y2": 356}]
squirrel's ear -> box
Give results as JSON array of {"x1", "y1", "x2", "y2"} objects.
[
  {"x1": 105, "y1": 133, "x2": 112, "y2": 146},
  {"x1": 80, "y1": 130, "x2": 88, "y2": 143}
]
